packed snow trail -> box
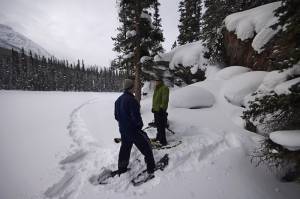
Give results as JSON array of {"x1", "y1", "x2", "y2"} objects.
[{"x1": 43, "y1": 97, "x2": 245, "y2": 199}]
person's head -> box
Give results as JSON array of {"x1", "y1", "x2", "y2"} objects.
[
  {"x1": 123, "y1": 79, "x2": 135, "y2": 93},
  {"x1": 154, "y1": 76, "x2": 163, "y2": 86}
]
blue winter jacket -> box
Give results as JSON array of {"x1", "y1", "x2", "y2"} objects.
[{"x1": 114, "y1": 91, "x2": 144, "y2": 141}]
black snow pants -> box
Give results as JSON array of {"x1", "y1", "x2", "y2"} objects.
[
  {"x1": 118, "y1": 131, "x2": 155, "y2": 174},
  {"x1": 154, "y1": 110, "x2": 168, "y2": 145}
]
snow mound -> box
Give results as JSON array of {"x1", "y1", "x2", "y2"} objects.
[
  {"x1": 244, "y1": 64, "x2": 300, "y2": 106},
  {"x1": 154, "y1": 41, "x2": 208, "y2": 74},
  {"x1": 270, "y1": 130, "x2": 300, "y2": 151},
  {"x1": 224, "y1": 2, "x2": 281, "y2": 53},
  {"x1": 274, "y1": 77, "x2": 300, "y2": 95},
  {"x1": 214, "y1": 66, "x2": 251, "y2": 80},
  {"x1": 258, "y1": 70, "x2": 291, "y2": 92},
  {"x1": 223, "y1": 71, "x2": 267, "y2": 106},
  {"x1": 170, "y1": 85, "x2": 215, "y2": 109}
]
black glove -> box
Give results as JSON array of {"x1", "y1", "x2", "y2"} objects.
[{"x1": 151, "y1": 108, "x2": 155, "y2": 113}]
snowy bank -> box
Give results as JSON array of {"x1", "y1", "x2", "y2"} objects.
[
  {"x1": 224, "y1": 2, "x2": 281, "y2": 53},
  {"x1": 223, "y1": 71, "x2": 267, "y2": 106},
  {"x1": 213, "y1": 66, "x2": 251, "y2": 80},
  {"x1": 170, "y1": 85, "x2": 215, "y2": 109},
  {"x1": 270, "y1": 130, "x2": 300, "y2": 151}
]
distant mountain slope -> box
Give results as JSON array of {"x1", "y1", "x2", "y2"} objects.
[{"x1": 0, "y1": 24, "x2": 51, "y2": 57}]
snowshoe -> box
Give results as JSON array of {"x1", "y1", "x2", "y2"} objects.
[
  {"x1": 131, "y1": 154, "x2": 169, "y2": 186},
  {"x1": 89, "y1": 168, "x2": 130, "y2": 185}
]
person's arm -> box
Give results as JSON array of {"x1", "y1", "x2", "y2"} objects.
[
  {"x1": 114, "y1": 100, "x2": 119, "y2": 121},
  {"x1": 160, "y1": 87, "x2": 169, "y2": 111},
  {"x1": 129, "y1": 99, "x2": 144, "y2": 130}
]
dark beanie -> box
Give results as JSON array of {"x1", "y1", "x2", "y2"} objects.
[{"x1": 123, "y1": 79, "x2": 134, "y2": 90}]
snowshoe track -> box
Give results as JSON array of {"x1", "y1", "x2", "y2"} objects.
[{"x1": 44, "y1": 99, "x2": 242, "y2": 198}]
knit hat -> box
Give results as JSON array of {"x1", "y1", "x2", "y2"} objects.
[{"x1": 123, "y1": 79, "x2": 134, "y2": 90}]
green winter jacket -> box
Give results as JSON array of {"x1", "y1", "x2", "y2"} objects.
[{"x1": 152, "y1": 84, "x2": 169, "y2": 112}]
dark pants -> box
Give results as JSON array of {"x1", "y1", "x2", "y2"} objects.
[
  {"x1": 118, "y1": 132, "x2": 155, "y2": 174},
  {"x1": 154, "y1": 111, "x2": 168, "y2": 145}
]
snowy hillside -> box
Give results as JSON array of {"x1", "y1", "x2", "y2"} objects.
[
  {"x1": 0, "y1": 24, "x2": 51, "y2": 57},
  {"x1": 1, "y1": 69, "x2": 300, "y2": 199}
]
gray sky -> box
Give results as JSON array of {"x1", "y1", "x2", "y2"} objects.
[{"x1": 0, "y1": 0, "x2": 180, "y2": 67}]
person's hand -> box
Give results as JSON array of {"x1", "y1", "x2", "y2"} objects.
[{"x1": 151, "y1": 108, "x2": 155, "y2": 113}]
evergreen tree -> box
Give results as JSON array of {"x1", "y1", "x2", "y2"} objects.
[
  {"x1": 177, "y1": 0, "x2": 202, "y2": 45},
  {"x1": 150, "y1": 0, "x2": 165, "y2": 56},
  {"x1": 112, "y1": 0, "x2": 162, "y2": 102}
]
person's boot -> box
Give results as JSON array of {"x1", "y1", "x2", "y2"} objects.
[{"x1": 117, "y1": 168, "x2": 131, "y2": 176}]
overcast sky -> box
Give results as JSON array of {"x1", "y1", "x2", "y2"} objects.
[{"x1": 0, "y1": 0, "x2": 180, "y2": 67}]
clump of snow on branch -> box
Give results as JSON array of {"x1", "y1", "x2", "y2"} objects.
[
  {"x1": 141, "y1": 12, "x2": 152, "y2": 23},
  {"x1": 123, "y1": 52, "x2": 134, "y2": 59},
  {"x1": 126, "y1": 30, "x2": 136, "y2": 38},
  {"x1": 270, "y1": 130, "x2": 300, "y2": 151},
  {"x1": 274, "y1": 77, "x2": 300, "y2": 95},
  {"x1": 243, "y1": 63, "x2": 300, "y2": 106},
  {"x1": 154, "y1": 41, "x2": 209, "y2": 74},
  {"x1": 224, "y1": 2, "x2": 281, "y2": 53},
  {"x1": 140, "y1": 56, "x2": 152, "y2": 64}
]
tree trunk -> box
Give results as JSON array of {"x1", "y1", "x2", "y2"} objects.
[{"x1": 134, "y1": 1, "x2": 142, "y2": 103}]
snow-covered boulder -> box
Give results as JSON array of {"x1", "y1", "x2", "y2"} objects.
[
  {"x1": 214, "y1": 66, "x2": 251, "y2": 80},
  {"x1": 270, "y1": 130, "x2": 300, "y2": 151},
  {"x1": 223, "y1": 71, "x2": 267, "y2": 106},
  {"x1": 274, "y1": 77, "x2": 300, "y2": 95},
  {"x1": 170, "y1": 86, "x2": 215, "y2": 109},
  {"x1": 224, "y1": 2, "x2": 281, "y2": 53},
  {"x1": 154, "y1": 41, "x2": 208, "y2": 74}
]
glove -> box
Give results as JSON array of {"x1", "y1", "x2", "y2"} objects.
[{"x1": 151, "y1": 108, "x2": 155, "y2": 113}]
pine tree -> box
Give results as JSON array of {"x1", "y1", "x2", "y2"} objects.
[
  {"x1": 112, "y1": 0, "x2": 161, "y2": 102},
  {"x1": 177, "y1": 0, "x2": 202, "y2": 45},
  {"x1": 150, "y1": 0, "x2": 165, "y2": 56},
  {"x1": 200, "y1": 0, "x2": 227, "y2": 63}
]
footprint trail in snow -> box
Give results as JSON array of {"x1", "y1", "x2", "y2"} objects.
[{"x1": 43, "y1": 98, "x2": 243, "y2": 199}]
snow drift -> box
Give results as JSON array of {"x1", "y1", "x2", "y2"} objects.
[
  {"x1": 213, "y1": 66, "x2": 251, "y2": 80},
  {"x1": 223, "y1": 71, "x2": 267, "y2": 106},
  {"x1": 170, "y1": 86, "x2": 215, "y2": 109}
]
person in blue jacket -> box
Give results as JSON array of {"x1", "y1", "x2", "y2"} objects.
[{"x1": 114, "y1": 79, "x2": 155, "y2": 178}]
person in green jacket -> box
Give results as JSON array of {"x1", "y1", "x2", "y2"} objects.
[{"x1": 151, "y1": 76, "x2": 169, "y2": 146}]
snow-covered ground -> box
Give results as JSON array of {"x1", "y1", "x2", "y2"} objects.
[{"x1": 1, "y1": 75, "x2": 300, "y2": 199}]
